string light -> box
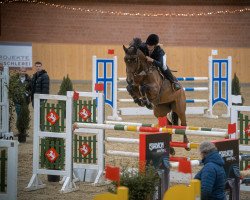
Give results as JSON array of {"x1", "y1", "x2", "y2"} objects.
[{"x1": 1, "y1": 0, "x2": 250, "y2": 17}]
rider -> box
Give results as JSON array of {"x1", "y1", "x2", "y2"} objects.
[{"x1": 139, "y1": 34, "x2": 181, "y2": 91}]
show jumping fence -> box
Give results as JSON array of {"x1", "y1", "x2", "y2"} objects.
[
  {"x1": 0, "y1": 67, "x2": 9, "y2": 139},
  {"x1": 27, "y1": 92, "x2": 250, "y2": 193},
  {"x1": 230, "y1": 106, "x2": 250, "y2": 171},
  {"x1": 26, "y1": 92, "x2": 104, "y2": 193},
  {"x1": 92, "y1": 55, "x2": 232, "y2": 120},
  {"x1": 38, "y1": 98, "x2": 99, "y2": 172},
  {"x1": 0, "y1": 140, "x2": 18, "y2": 200}
]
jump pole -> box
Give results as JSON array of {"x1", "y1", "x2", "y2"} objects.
[
  {"x1": 106, "y1": 137, "x2": 200, "y2": 149},
  {"x1": 74, "y1": 123, "x2": 228, "y2": 138},
  {"x1": 105, "y1": 120, "x2": 227, "y2": 132}
]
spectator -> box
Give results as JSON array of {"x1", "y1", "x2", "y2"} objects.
[
  {"x1": 14, "y1": 67, "x2": 32, "y2": 116},
  {"x1": 0, "y1": 63, "x2": 3, "y2": 71},
  {"x1": 194, "y1": 141, "x2": 226, "y2": 200},
  {"x1": 31, "y1": 61, "x2": 50, "y2": 107}
]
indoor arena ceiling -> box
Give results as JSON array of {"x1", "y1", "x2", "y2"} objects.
[{"x1": 43, "y1": 0, "x2": 250, "y2": 6}]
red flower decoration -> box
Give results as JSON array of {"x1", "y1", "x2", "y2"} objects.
[
  {"x1": 45, "y1": 147, "x2": 59, "y2": 163},
  {"x1": 79, "y1": 143, "x2": 92, "y2": 157},
  {"x1": 244, "y1": 124, "x2": 250, "y2": 136},
  {"x1": 46, "y1": 110, "x2": 59, "y2": 125},
  {"x1": 79, "y1": 107, "x2": 91, "y2": 121},
  {"x1": 95, "y1": 83, "x2": 104, "y2": 91},
  {"x1": 73, "y1": 91, "x2": 79, "y2": 101}
]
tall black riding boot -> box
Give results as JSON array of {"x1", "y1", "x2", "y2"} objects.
[{"x1": 163, "y1": 69, "x2": 181, "y2": 91}]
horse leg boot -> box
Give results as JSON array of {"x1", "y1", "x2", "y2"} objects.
[
  {"x1": 140, "y1": 85, "x2": 153, "y2": 110},
  {"x1": 126, "y1": 84, "x2": 145, "y2": 107},
  {"x1": 174, "y1": 112, "x2": 191, "y2": 151},
  {"x1": 169, "y1": 135, "x2": 175, "y2": 155},
  {"x1": 163, "y1": 69, "x2": 181, "y2": 91},
  {"x1": 170, "y1": 112, "x2": 180, "y2": 155}
]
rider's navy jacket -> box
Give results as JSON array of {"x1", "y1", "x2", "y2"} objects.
[{"x1": 139, "y1": 43, "x2": 165, "y2": 71}]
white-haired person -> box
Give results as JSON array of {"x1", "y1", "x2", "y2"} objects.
[{"x1": 194, "y1": 141, "x2": 226, "y2": 200}]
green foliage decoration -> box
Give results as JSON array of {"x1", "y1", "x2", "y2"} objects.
[
  {"x1": 231, "y1": 73, "x2": 244, "y2": 105},
  {"x1": 7, "y1": 71, "x2": 27, "y2": 130},
  {"x1": 232, "y1": 73, "x2": 241, "y2": 95},
  {"x1": 109, "y1": 165, "x2": 159, "y2": 200},
  {"x1": 58, "y1": 75, "x2": 74, "y2": 112},
  {"x1": 16, "y1": 102, "x2": 30, "y2": 137},
  {"x1": 58, "y1": 74, "x2": 73, "y2": 96},
  {"x1": 8, "y1": 72, "x2": 26, "y2": 104}
]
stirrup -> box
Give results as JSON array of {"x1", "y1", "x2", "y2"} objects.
[{"x1": 171, "y1": 83, "x2": 181, "y2": 91}]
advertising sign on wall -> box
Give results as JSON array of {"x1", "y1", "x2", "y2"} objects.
[{"x1": 0, "y1": 42, "x2": 32, "y2": 68}]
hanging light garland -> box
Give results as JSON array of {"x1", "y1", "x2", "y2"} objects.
[{"x1": 1, "y1": 0, "x2": 250, "y2": 17}]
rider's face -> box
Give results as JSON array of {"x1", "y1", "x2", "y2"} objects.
[{"x1": 147, "y1": 44, "x2": 155, "y2": 51}]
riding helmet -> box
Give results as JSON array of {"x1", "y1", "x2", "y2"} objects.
[{"x1": 146, "y1": 34, "x2": 159, "y2": 46}]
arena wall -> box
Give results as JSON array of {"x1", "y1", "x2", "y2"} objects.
[
  {"x1": 1, "y1": 2, "x2": 250, "y2": 82},
  {"x1": 32, "y1": 43, "x2": 250, "y2": 83}
]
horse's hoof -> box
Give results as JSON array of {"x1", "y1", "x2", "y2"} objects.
[
  {"x1": 141, "y1": 99, "x2": 148, "y2": 105},
  {"x1": 138, "y1": 100, "x2": 146, "y2": 107},
  {"x1": 126, "y1": 84, "x2": 133, "y2": 95},
  {"x1": 134, "y1": 98, "x2": 140, "y2": 104},
  {"x1": 134, "y1": 98, "x2": 144, "y2": 107},
  {"x1": 170, "y1": 147, "x2": 175, "y2": 155},
  {"x1": 185, "y1": 147, "x2": 191, "y2": 151},
  {"x1": 183, "y1": 136, "x2": 189, "y2": 144},
  {"x1": 146, "y1": 103, "x2": 153, "y2": 110}
]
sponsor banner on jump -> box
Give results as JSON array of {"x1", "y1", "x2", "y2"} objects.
[
  {"x1": 0, "y1": 42, "x2": 32, "y2": 68},
  {"x1": 213, "y1": 139, "x2": 239, "y2": 178},
  {"x1": 139, "y1": 132, "x2": 170, "y2": 169}
]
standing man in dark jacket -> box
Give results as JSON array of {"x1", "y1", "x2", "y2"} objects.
[
  {"x1": 195, "y1": 141, "x2": 226, "y2": 200},
  {"x1": 31, "y1": 61, "x2": 50, "y2": 107},
  {"x1": 139, "y1": 34, "x2": 181, "y2": 91}
]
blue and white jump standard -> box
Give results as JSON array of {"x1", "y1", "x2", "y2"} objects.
[{"x1": 92, "y1": 55, "x2": 232, "y2": 120}]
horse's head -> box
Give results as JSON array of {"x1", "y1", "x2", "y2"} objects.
[{"x1": 123, "y1": 43, "x2": 147, "y2": 84}]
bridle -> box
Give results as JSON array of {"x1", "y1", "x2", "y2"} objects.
[{"x1": 125, "y1": 46, "x2": 150, "y2": 78}]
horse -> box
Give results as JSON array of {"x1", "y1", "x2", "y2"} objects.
[{"x1": 123, "y1": 41, "x2": 189, "y2": 153}]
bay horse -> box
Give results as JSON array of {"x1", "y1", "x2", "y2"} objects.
[{"x1": 123, "y1": 40, "x2": 189, "y2": 153}]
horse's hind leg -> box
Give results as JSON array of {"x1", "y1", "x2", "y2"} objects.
[
  {"x1": 168, "y1": 112, "x2": 181, "y2": 155},
  {"x1": 177, "y1": 111, "x2": 191, "y2": 150},
  {"x1": 172, "y1": 112, "x2": 179, "y2": 125}
]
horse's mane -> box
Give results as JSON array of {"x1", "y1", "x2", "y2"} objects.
[
  {"x1": 127, "y1": 37, "x2": 147, "y2": 62},
  {"x1": 129, "y1": 37, "x2": 142, "y2": 49}
]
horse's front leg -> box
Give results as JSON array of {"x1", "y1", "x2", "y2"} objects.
[
  {"x1": 140, "y1": 84, "x2": 153, "y2": 110},
  {"x1": 126, "y1": 84, "x2": 146, "y2": 107}
]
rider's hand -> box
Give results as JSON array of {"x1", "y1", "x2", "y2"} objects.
[{"x1": 146, "y1": 56, "x2": 154, "y2": 63}]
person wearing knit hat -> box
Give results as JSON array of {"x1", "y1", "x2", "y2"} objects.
[
  {"x1": 195, "y1": 141, "x2": 226, "y2": 200},
  {"x1": 139, "y1": 34, "x2": 181, "y2": 91}
]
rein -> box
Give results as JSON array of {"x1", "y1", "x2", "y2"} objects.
[{"x1": 133, "y1": 56, "x2": 152, "y2": 77}]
